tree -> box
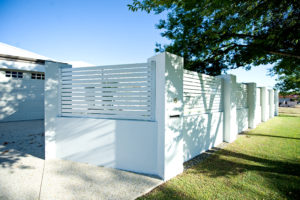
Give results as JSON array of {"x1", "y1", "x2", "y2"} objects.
[
  {"x1": 271, "y1": 58, "x2": 300, "y2": 94},
  {"x1": 128, "y1": 0, "x2": 300, "y2": 76}
]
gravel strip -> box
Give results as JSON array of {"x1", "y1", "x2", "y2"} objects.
[{"x1": 183, "y1": 142, "x2": 229, "y2": 170}]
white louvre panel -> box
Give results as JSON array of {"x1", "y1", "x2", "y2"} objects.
[
  {"x1": 236, "y1": 83, "x2": 248, "y2": 109},
  {"x1": 60, "y1": 63, "x2": 155, "y2": 121},
  {"x1": 183, "y1": 70, "x2": 223, "y2": 115}
]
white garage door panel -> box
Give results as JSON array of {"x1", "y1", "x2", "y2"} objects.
[{"x1": 0, "y1": 70, "x2": 44, "y2": 122}]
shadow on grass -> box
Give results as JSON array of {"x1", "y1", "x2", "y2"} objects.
[
  {"x1": 241, "y1": 132, "x2": 300, "y2": 140},
  {"x1": 140, "y1": 147, "x2": 300, "y2": 200},
  {"x1": 188, "y1": 148, "x2": 300, "y2": 199},
  {"x1": 278, "y1": 114, "x2": 300, "y2": 118},
  {"x1": 193, "y1": 148, "x2": 300, "y2": 177}
]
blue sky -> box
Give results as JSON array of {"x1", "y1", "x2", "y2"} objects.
[{"x1": 0, "y1": 0, "x2": 277, "y2": 87}]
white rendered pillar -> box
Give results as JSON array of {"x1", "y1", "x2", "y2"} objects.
[
  {"x1": 45, "y1": 61, "x2": 71, "y2": 159},
  {"x1": 269, "y1": 89, "x2": 275, "y2": 118},
  {"x1": 148, "y1": 52, "x2": 184, "y2": 181},
  {"x1": 221, "y1": 74, "x2": 238, "y2": 143},
  {"x1": 261, "y1": 87, "x2": 269, "y2": 122},
  {"x1": 274, "y1": 90, "x2": 279, "y2": 116},
  {"x1": 247, "y1": 83, "x2": 257, "y2": 129}
]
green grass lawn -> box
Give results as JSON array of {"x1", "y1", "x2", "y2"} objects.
[{"x1": 138, "y1": 109, "x2": 300, "y2": 200}]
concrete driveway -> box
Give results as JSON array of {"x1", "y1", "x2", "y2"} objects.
[{"x1": 0, "y1": 120, "x2": 162, "y2": 200}]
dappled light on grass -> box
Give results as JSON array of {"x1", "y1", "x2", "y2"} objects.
[{"x1": 138, "y1": 113, "x2": 300, "y2": 200}]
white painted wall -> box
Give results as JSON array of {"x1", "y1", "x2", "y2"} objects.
[
  {"x1": 0, "y1": 68, "x2": 44, "y2": 122},
  {"x1": 55, "y1": 117, "x2": 158, "y2": 175},
  {"x1": 236, "y1": 108, "x2": 249, "y2": 133},
  {"x1": 183, "y1": 112, "x2": 223, "y2": 162}
]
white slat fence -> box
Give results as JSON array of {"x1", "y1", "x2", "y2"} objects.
[
  {"x1": 60, "y1": 63, "x2": 156, "y2": 121},
  {"x1": 236, "y1": 83, "x2": 248, "y2": 109},
  {"x1": 183, "y1": 69, "x2": 223, "y2": 115}
]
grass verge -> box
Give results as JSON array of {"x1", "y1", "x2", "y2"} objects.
[{"x1": 138, "y1": 109, "x2": 300, "y2": 200}]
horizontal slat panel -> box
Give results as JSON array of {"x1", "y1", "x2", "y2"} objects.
[
  {"x1": 62, "y1": 73, "x2": 150, "y2": 81},
  {"x1": 183, "y1": 82, "x2": 221, "y2": 87},
  {"x1": 62, "y1": 105, "x2": 150, "y2": 110},
  {"x1": 62, "y1": 63, "x2": 148, "y2": 72},
  {"x1": 61, "y1": 113, "x2": 150, "y2": 120},
  {"x1": 60, "y1": 62, "x2": 154, "y2": 121},
  {"x1": 61, "y1": 100, "x2": 151, "y2": 106},
  {"x1": 61, "y1": 91, "x2": 151, "y2": 96},
  {"x1": 61, "y1": 96, "x2": 150, "y2": 101},
  {"x1": 184, "y1": 108, "x2": 223, "y2": 115},
  {"x1": 184, "y1": 93, "x2": 222, "y2": 97},
  {"x1": 61, "y1": 109, "x2": 150, "y2": 115},
  {"x1": 61, "y1": 83, "x2": 150, "y2": 88},
  {"x1": 61, "y1": 83, "x2": 151, "y2": 90},
  {"x1": 183, "y1": 75, "x2": 220, "y2": 83},
  {"x1": 184, "y1": 88, "x2": 221, "y2": 93},
  {"x1": 184, "y1": 99, "x2": 222, "y2": 104},
  {"x1": 184, "y1": 73, "x2": 220, "y2": 80},
  {"x1": 62, "y1": 77, "x2": 151, "y2": 84},
  {"x1": 183, "y1": 69, "x2": 224, "y2": 116},
  {"x1": 183, "y1": 80, "x2": 221, "y2": 85},
  {"x1": 183, "y1": 78, "x2": 221, "y2": 85},
  {"x1": 184, "y1": 70, "x2": 219, "y2": 78},
  {"x1": 61, "y1": 87, "x2": 150, "y2": 93},
  {"x1": 62, "y1": 68, "x2": 150, "y2": 76},
  {"x1": 184, "y1": 92, "x2": 221, "y2": 96}
]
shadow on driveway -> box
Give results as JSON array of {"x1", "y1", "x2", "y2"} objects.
[{"x1": 0, "y1": 120, "x2": 44, "y2": 167}]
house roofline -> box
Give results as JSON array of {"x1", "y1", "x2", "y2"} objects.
[{"x1": 0, "y1": 53, "x2": 68, "y2": 65}]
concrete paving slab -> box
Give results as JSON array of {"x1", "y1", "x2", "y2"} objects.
[
  {"x1": 0, "y1": 120, "x2": 45, "y2": 200},
  {"x1": 0, "y1": 150, "x2": 44, "y2": 200},
  {"x1": 0, "y1": 120, "x2": 163, "y2": 200},
  {"x1": 40, "y1": 159, "x2": 162, "y2": 200}
]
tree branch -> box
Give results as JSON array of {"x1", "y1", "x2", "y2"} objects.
[{"x1": 267, "y1": 51, "x2": 300, "y2": 59}]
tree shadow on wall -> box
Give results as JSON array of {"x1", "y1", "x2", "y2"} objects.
[{"x1": 181, "y1": 66, "x2": 223, "y2": 162}]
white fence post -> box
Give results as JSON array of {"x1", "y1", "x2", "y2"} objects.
[
  {"x1": 274, "y1": 90, "x2": 279, "y2": 116},
  {"x1": 44, "y1": 61, "x2": 71, "y2": 159},
  {"x1": 261, "y1": 87, "x2": 269, "y2": 122},
  {"x1": 221, "y1": 74, "x2": 238, "y2": 143},
  {"x1": 269, "y1": 89, "x2": 275, "y2": 118},
  {"x1": 247, "y1": 83, "x2": 257, "y2": 129},
  {"x1": 148, "y1": 52, "x2": 184, "y2": 181}
]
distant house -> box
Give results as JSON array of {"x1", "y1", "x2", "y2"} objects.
[
  {"x1": 0, "y1": 42, "x2": 96, "y2": 122},
  {"x1": 279, "y1": 94, "x2": 299, "y2": 107}
]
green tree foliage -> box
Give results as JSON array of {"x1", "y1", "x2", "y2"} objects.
[
  {"x1": 271, "y1": 59, "x2": 300, "y2": 94},
  {"x1": 128, "y1": 0, "x2": 300, "y2": 77}
]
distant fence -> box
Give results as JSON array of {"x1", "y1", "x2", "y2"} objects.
[{"x1": 60, "y1": 63, "x2": 155, "y2": 121}]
